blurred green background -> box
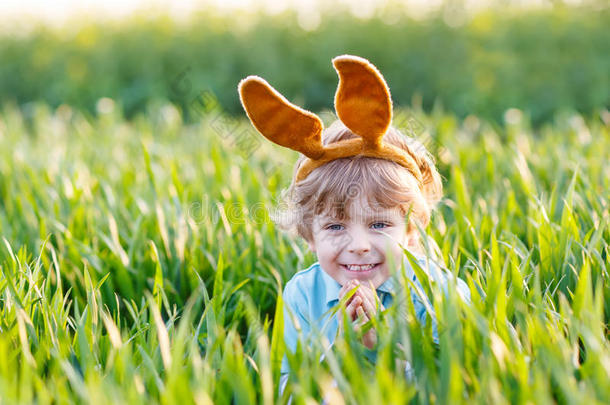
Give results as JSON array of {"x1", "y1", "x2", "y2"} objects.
[
  {"x1": 0, "y1": 2, "x2": 608, "y2": 402},
  {"x1": 1, "y1": 1, "x2": 608, "y2": 125}
]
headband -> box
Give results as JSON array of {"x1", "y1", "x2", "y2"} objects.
[{"x1": 237, "y1": 55, "x2": 423, "y2": 184}]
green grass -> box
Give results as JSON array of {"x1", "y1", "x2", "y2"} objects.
[
  {"x1": 1, "y1": 5, "x2": 608, "y2": 124},
  {"x1": 0, "y1": 101, "x2": 608, "y2": 403}
]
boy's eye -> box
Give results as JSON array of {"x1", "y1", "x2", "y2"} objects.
[
  {"x1": 371, "y1": 222, "x2": 389, "y2": 229},
  {"x1": 326, "y1": 224, "x2": 344, "y2": 231}
]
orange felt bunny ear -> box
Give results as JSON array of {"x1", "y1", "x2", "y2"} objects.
[
  {"x1": 333, "y1": 55, "x2": 393, "y2": 148},
  {"x1": 238, "y1": 76, "x2": 325, "y2": 160},
  {"x1": 237, "y1": 55, "x2": 423, "y2": 184}
]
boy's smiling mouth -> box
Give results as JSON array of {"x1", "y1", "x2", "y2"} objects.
[{"x1": 341, "y1": 263, "x2": 381, "y2": 272}]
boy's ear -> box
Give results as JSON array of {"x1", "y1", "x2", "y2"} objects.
[
  {"x1": 306, "y1": 238, "x2": 316, "y2": 254},
  {"x1": 406, "y1": 229, "x2": 420, "y2": 250}
]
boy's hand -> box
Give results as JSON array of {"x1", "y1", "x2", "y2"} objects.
[{"x1": 338, "y1": 280, "x2": 384, "y2": 349}]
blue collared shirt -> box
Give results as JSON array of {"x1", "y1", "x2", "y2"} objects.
[{"x1": 280, "y1": 255, "x2": 471, "y2": 373}]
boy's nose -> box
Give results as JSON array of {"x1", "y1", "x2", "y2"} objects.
[{"x1": 347, "y1": 232, "x2": 371, "y2": 254}]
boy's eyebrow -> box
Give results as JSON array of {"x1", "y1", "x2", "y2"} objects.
[
  {"x1": 364, "y1": 216, "x2": 396, "y2": 223},
  {"x1": 318, "y1": 216, "x2": 343, "y2": 223},
  {"x1": 318, "y1": 211, "x2": 400, "y2": 223},
  {"x1": 357, "y1": 207, "x2": 400, "y2": 219}
]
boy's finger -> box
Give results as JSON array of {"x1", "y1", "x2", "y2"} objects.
[
  {"x1": 355, "y1": 306, "x2": 369, "y2": 329},
  {"x1": 362, "y1": 282, "x2": 385, "y2": 311},
  {"x1": 346, "y1": 295, "x2": 362, "y2": 321},
  {"x1": 339, "y1": 280, "x2": 357, "y2": 302},
  {"x1": 356, "y1": 287, "x2": 385, "y2": 317},
  {"x1": 359, "y1": 291, "x2": 377, "y2": 317},
  {"x1": 339, "y1": 280, "x2": 353, "y2": 294},
  {"x1": 362, "y1": 291, "x2": 383, "y2": 318},
  {"x1": 368, "y1": 280, "x2": 376, "y2": 293},
  {"x1": 366, "y1": 281, "x2": 382, "y2": 302},
  {"x1": 356, "y1": 286, "x2": 377, "y2": 308}
]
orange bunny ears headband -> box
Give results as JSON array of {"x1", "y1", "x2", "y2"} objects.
[{"x1": 237, "y1": 55, "x2": 423, "y2": 184}]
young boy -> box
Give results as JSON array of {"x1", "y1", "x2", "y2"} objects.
[
  {"x1": 276, "y1": 121, "x2": 471, "y2": 374},
  {"x1": 237, "y1": 54, "x2": 471, "y2": 391}
]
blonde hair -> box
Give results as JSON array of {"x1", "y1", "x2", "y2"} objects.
[{"x1": 272, "y1": 120, "x2": 442, "y2": 246}]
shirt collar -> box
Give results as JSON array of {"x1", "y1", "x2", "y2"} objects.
[
  {"x1": 377, "y1": 277, "x2": 395, "y2": 294},
  {"x1": 320, "y1": 267, "x2": 342, "y2": 305}
]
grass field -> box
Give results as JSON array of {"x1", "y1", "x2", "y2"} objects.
[{"x1": 0, "y1": 101, "x2": 608, "y2": 404}]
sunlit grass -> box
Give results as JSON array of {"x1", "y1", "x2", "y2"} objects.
[{"x1": 0, "y1": 102, "x2": 608, "y2": 403}]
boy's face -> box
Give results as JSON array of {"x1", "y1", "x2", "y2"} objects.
[{"x1": 307, "y1": 196, "x2": 411, "y2": 288}]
